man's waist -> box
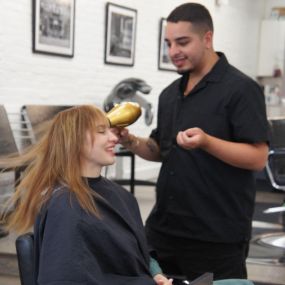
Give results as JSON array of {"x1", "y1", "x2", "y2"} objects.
[{"x1": 145, "y1": 211, "x2": 251, "y2": 243}]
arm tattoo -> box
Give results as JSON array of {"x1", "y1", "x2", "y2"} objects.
[
  {"x1": 146, "y1": 138, "x2": 158, "y2": 153},
  {"x1": 123, "y1": 135, "x2": 139, "y2": 148}
]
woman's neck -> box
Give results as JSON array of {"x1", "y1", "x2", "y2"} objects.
[{"x1": 81, "y1": 165, "x2": 101, "y2": 178}]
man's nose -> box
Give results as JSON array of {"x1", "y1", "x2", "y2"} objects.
[{"x1": 168, "y1": 43, "x2": 178, "y2": 57}]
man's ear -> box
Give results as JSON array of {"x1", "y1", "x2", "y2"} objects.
[{"x1": 204, "y1": 30, "x2": 213, "y2": 49}]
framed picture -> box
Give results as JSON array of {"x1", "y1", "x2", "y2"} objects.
[
  {"x1": 105, "y1": 3, "x2": 137, "y2": 66},
  {"x1": 32, "y1": 0, "x2": 75, "y2": 57},
  {"x1": 158, "y1": 18, "x2": 176, "y2": 71}
]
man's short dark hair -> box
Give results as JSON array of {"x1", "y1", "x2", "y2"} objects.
[{"x1": 167, "y1": 3, "x2": 213, "y2": 34}]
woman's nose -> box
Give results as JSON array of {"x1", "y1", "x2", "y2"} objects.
[{"x1": 109, "y1": 129, "x2": 119, "y2": 142}]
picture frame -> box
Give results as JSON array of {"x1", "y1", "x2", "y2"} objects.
[
  {"x1": 158, "y1": 18, "x2": 176, "y2": 71},
  {"x1": 105, "y1": 3, "x2": 137, "y2": 66},
  {"x1": 32, "y1": 0, "x2": 75, "y2": 57}
]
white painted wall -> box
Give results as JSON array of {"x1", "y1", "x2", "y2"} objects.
[
  {"x1": 0, "y1": 0, "x2": 267, "y2": 180},
  {"x1": 264, "y1": 0, "x2": 285, "y2": 18}
]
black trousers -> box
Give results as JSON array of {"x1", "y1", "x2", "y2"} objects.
[{"x1": 147, "y1": 232, "x2": 249, "y2": 281}]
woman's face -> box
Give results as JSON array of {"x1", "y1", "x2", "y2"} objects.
[{"x1": 81, "y1": 125, "x2": 118, "y2": 177}]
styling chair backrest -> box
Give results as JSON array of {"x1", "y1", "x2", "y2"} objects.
[
  {"x1": 20, "y1": 105, "x2": 72, "y2": 146},
  {"x1": 266, "y1": 119, "x2": 285, "y2": 191},
  {"x1": 0, "y1": 105, "x2": 21, "y2": 202},
  {"x1": 0, "y1": 105, "x2": 18, "y2": 157},
  {"x1": 15, "y1": 232, "x2": 36, "y2": 285}
]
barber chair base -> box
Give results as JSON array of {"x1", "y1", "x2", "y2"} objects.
[
  {"x1": 214, "y1": 280, "x2": 254, "y2": 285},
  {"x1": 247, "y1": 233, "x2": 285, "y2": 266},
  {"x1": 171, "y1": 278, "x2": 253, "y2": 285},
  {"x1": 258, "y1": 232, "x2": 285, "y2": 249},
  {"x1": 169, "y1": 273, "x2": 253, "y2": 285}
]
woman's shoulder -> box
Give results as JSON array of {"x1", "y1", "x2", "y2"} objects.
[
  {"x1": 35, "y1": 186, "x2": 84, "y2": 238},
  {"x1": 45, "y1": 185, "x2": 81, "y2": 216},
  {"x1": 48, "y1": 185, "x2": 70, "y2": 203}
]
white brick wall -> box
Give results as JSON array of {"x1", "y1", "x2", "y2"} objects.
[{"x1": 0, "y1": 0, "x2": 269, "y2": 180}]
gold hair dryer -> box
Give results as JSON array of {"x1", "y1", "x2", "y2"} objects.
[{"x1": 106, "y1": 102, "x2": 142, "y2": 127}]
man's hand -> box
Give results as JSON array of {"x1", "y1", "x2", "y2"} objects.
[
  {"x1": 112, "y1": 127, "x2": 129, "y2": 145},
  {"x1": 112, "y1": 127, "x2": 139, "y2": 148},
  {"x1": 176, "y1": 127, "x2": 268, "y2": 171},
  {"x1": 153, "y1": 274, "x2": 173, "y2": 285},
  {"x1": 176, "y1": 127, "x2": 208, "y2": 150}
]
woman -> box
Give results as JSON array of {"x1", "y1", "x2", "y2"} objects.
[{"x1": 1, "y1": 105, "x2": 172, "y2": 285}]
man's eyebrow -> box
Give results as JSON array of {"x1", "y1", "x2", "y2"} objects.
[{"x1": 165, "y1": 36, "x2": 190, "y2": 42}]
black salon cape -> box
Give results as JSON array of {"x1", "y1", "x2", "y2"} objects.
[{"x1": 34, "y1": 176, "x2": 156, "y2": 285}]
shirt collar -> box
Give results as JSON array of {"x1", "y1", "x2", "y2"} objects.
[
  {"x1": 206, "y1": 52, "x2": 229, "y2": 82},
  {"x1": 179, "y1": 52, "x2": 229, "y2": 93}
]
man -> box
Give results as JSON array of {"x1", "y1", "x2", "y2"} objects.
[{"x1": 118, "y1": 2, "x2": 269, "y2": 281}]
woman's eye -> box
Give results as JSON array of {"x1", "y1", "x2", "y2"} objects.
[
  {"x1": 96, "y1": 124, "x2": 109, "y2": 134},
  {"x1": 96, "y1": 128, "x2": 106, "y2": 134}
]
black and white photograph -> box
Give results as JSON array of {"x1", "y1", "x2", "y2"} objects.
[
  {"x1": 158, "y1": 18, "x2": 176, "y2": 71},
  {"x1": 33, "y1": 0, "x2": 75, "y2": 57},
  {"x1": 105, "y1": 3, "x2": 137, "y2": 66}
]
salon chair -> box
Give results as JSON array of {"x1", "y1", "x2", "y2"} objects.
[
  {"x1": 20, "y1": 105, "x2": 72, "y2": 146},
  {"x1": 265, "y1": 119, "x2": 285, "y2": 191},
  {"x1": 16, "y1": 233, "x2": 36, "y2": 285},
  {"x1": 0, "y1": 105, "x2": 22, "y2": 238},
  {"x1": 258, "y1": 119, "x2": 285, "y2": 252},
  {"x1": 15, "y1": 232, "x2": 254, "y2": 285},
  {"x1": 0, "y1": 105, "x2": 21, "y2": 179}
]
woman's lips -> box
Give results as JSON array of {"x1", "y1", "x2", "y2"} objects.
[{"x1": 106, "y1": 146, "x2": 116, "y2": 156}]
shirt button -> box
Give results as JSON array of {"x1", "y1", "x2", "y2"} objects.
[
  {"x1": 169, "y1": 171, "x2": 175, "y2": 175},
  {"x1": 168, "y1": 196, "x2": 174, "y2": 200}
]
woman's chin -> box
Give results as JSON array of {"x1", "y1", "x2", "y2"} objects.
[{"x1": 106, "y1": 157, "x2": 116, "y2": 166}]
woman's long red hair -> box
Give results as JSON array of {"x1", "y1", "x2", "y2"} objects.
[{"x1": 1, "y1": 105, "x2": 109, "y2": 233}]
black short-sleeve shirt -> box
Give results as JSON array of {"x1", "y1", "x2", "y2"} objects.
[{"x1": 145, "y1": 53, "x2": 269, "y2": 243}]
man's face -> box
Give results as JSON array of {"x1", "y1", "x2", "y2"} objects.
[{"x1": 165, "y1": 21, "x2": 211, "y2": 74}]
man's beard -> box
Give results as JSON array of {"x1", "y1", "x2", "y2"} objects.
[
  {"x1": 171, "y1": 56, "x2": 194, "y2": 75},
  {"x1": 177, "y1": 67, "x2": 193, "y2": 75}
]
